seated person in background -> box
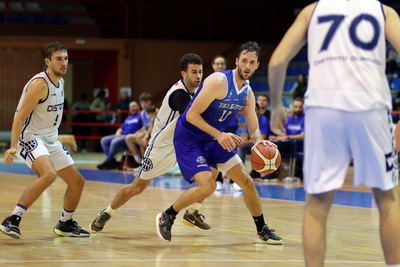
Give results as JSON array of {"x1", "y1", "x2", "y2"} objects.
[
  {"x1": 237, "y1": 103, "x2": 270, "y2": 180},
  {"x1": 269, "y1": 97, "x2": 305, "y2": 180},
  {"x1": 114, "y1": 91, "x2": 132, "y2": 122},
  {"x1": 125, "y1": 105, "x2": 158, "y2": 164},
  {"x1": 211, "y1": 55, "x2": 227, "y2": 72},
  {"x1": 257, "y1": 94, "x2": 270, "y2": 118},
  {"x1": 97, "y1": 101, "x2": 142, "y2": 170}
]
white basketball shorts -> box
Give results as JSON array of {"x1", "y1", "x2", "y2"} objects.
[
  {"x1": 136, "y1": 143, "x2": 177, "y2": 180},
  {"x1": 17, "y1": 132, "x2": 74, "y2": 171},
  {"x1": 304, "y1": 107, "x2": 398, "y2": 194}
]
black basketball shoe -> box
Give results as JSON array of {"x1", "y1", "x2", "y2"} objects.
[
  {"x1": 156, "y1": 212, "x2": 175, "y2": 241},
  {"x1": 0, "y1": 215, "x2": 22, "y2": 239},
  {"x1": 257, "y1": 225, "x2": 284, "y2": 245},
  {"x1": 53, "y1": 219, "x2": 90, "y2": 237},
  {"x1": 182, "y1": 210, "x2": 211, "y2": 230},
  {"x1": 89, "y1": 209, "x2": 111, "y2": 232}
]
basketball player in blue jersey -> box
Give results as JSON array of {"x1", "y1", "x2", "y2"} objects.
[
  {"x1": 1, "y1": 42, "x2": 90, "y2": 239},
  {"x1": 90, "y1": 53, "x2": 213, "y2": 232},
  {"x1": 156, "y1": 41, "x2": 283, "y2": 244},
  {"x1": 269, "y1": 1, "x2": 400, "y2": 266}
]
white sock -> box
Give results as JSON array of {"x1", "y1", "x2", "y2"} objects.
[
  {"x1": 12, "y1": 204, "x2": 27, "y2": 217},
  {"x1": 187, "y1": 202, "x2": 202, "y2": 214},
  {"x1": 105, "y1": 205, "x2": 116, "y2": 216},
  {"x1": 386, "y1": 264, "x2": 400, "y2": 267},
  {"x1": 133, "y1": 154, "x2": 141, "y2": 163},
  {"x1": 60, "y1": 209, "x2": 74, "y2": 222}
]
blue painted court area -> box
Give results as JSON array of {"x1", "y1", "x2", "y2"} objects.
[{"x1": 0, "y1": 163, "x2": 375, "y2": 209}]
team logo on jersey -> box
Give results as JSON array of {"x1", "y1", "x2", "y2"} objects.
[
  {"x1": 196, "y1": 156, "x2": 206, "y2": 164},
  {"x1": 47, "y1": 103, "x2": 64, "y2": 112},
  {"x1": 141, "y1": 157, "x2": 153, "y2": 172}
]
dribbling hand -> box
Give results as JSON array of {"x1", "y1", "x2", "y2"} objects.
[
  {"x1": 251, "y1": 140, "x2": 277, "y2": 151},
  {"x1": 4, "y1": 148, "x2": 16, "y2": 164}
]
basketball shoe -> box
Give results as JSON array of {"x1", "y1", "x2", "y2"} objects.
[
  {"x1": 182, "y1": 210, "x2": 211, "y2": 230},
  {"x1": 257, "y1": 225, "x2": 284, "y2": 245},
  {"x1": 0, "y1": 215, "x2": 21, "y2": 239},
  {"x1": 156, "y1": 212, "x2": 175, "y2": 241},
  {"x1": 89, "y1": 209, "x2": 111, "y2": 232},
  {"x1": 53, "y1": 219, "x2": 90, "y2": 237}
]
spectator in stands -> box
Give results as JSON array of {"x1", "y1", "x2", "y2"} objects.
[
  {"x1": 90, "y1": 89, "x2": 107, "y2": 122},
  {"x1": 257, "y1": 94, "x2": 270, "y2": 118},
  {"x1": 237, "y1": 103, "x2": 271, "y2": 180},
  {"x1": 211, "y1": 55, "x2": 227, "y2": 72},
  {"x1": 138, "y1": 92, "x2": 153, "y2": 129},
  {"x1": 97, "y1": 101, "x2": 142, "y2": 170},
  {"x1": 123, "y1": 93, "x2": 154, "y2": 164},
  {"x1": 90, "y1": 89, "x2": 110, "y2": 141},
  {"x1": 125, "y1": 105, "x2": 158, "y2": 165},
  {"x1": 292, "y1": 74, "x2": 307, "y2": 99},
  {"x1": 71, "y1": 93, "x2": 91, "y2": 151},
  {"x1": 114, "y1": 90, "x2": 132, "y2": 122},
  {"x1": 270, "y1": 97, "x2": 305, "y2": 181}
]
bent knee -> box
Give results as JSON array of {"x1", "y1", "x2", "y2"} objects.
[
  {"x1": 238, "y1": 176, "x2": 254, "y2": 190},
  {"x1": 40, "y1": 172, "x2": 57, "y2": 185},
  {"x1": 200, "y1": 182, "x2": 216, "y2": 197}
]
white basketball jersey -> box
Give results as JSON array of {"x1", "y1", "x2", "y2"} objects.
[
  {"x1": 306, "y1": 0, "x2": 391, "y2": 111},
  {"x1": 17, "y1": 72, "x2": 64, "y2": 139},
  {"x1": 148, "y1": 80, "x2": 194, "y2": 147}
]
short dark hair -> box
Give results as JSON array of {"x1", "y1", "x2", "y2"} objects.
[
  {"x1": 237, "y1": 41, "x2": 261, "y2": 61},
  {"x1": 212, "y1": 55, "x2": 226, "y2": 64},
  {"x1": 179, "y1": 53, "x2": 203, "y2": 71},
  {"x1": 258, "y1": 94, "x2": 269, "y2": 101},
  {"x1": 42, "y1": 42, "x2": 67, "y2": 60},
  {"x1": 139, "y1": 92, "x2": 152, "y2": 102},
  {"x1": 293, "y1": 97, "x2": 304, "y2": 104}
]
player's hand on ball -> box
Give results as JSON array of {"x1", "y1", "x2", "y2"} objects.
[
  {"x1": 217, "y1": 132, "x2": 243, "y2": 152},
  {"x1": 4, "y1": 148, "x2": 16, "y2": 164},
  {"x1": 251, "y1": 140, "x2": 277, "y2": 151}
]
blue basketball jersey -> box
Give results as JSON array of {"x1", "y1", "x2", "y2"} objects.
[{"x1": 179, "y1": 70, "x2": 250, "y2": 140}]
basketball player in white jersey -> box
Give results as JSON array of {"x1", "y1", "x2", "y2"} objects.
[
  {"x1": 1, "y1": 42, "x2": 90, "y2": 239},
  {"x1": 269, "y1": 0, "x2": 400, "y2": 266},
  {"x1": 90, "y1": 53, "x2": 212, "y2": 232}
]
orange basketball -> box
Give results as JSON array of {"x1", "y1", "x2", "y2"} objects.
[{"x1": 250, "y1": 142, "x2": 281, "y2": 175}]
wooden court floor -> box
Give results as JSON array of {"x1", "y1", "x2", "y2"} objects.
[{"x1": 0, "y1": 171, "x2": 386, "y2": 266}]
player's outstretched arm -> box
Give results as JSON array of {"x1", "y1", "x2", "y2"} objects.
[
  {"x1": 268, "y1": 3, "x2": 316, "y2": 135},
  {"x1": 5, "y1": 79, "x2": 48, "y2": 164},
  {"x1": 384, "y1": 5, "x2": 400, "y2": 53}
]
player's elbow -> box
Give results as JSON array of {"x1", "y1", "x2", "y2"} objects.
[{"x1": 268, "y1": 57, "x2": 287, "y2": 73}]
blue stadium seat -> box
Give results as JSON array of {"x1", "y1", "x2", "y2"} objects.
[{"x1": 390, "y1": 78, "x2": 400, "y2": 90}]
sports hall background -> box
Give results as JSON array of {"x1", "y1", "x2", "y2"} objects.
[{"x1": 0, "y1": 0, "x2": 399, "y2": 148}]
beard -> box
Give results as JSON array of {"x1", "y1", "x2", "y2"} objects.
[
  {"x1": 238, "y1": 67, "x2": 253, "y2": 80},
  {"x1": 52, "y1": 67, "x2": 66, "y2": 77},
  {"x1": 293, "y1": 111, "x2": 303, "y2": 117}
]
